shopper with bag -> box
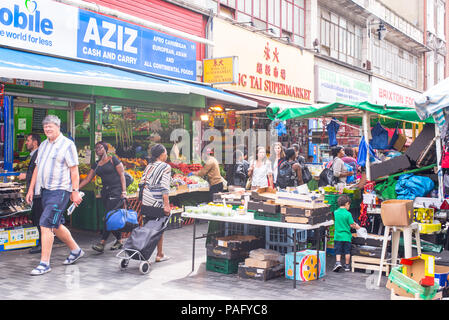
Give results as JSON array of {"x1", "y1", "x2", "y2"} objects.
[
  {"x1": 332, "y1": 146, "x2": 352, "y2": 184},
  {"x1": 139, "y1": 144, "x2": 171, "y2": 263},
  {"x1": 79, "y1": 141, "x2": 128, "y2": 252},
  {"x1": 271, "y1": 142, "x2": 285, "y2": 187},
  {"x1": 248, "y1": 146, "x2": 273, "y2": 190},
  {"x1": 277, "y1": 148, "x2": 303, "y2": 189}
]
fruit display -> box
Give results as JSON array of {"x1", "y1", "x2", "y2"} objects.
[
  {"x1": 119, "y1": 157, "x2": 147, "y2": 169},
  {"x1": 168, "y1": 162, "x2": 203, "y2": 175},
  {"x1": 13, "y1": 159, "x2": 30, "y2": 171}
]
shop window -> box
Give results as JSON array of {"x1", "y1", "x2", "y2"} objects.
[{"x1": 97, "y1": 106, "x2": 190, "y2": 161}]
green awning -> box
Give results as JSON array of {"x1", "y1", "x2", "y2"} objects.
[{"x1": 266, "y1": 101, "x2": 435, "y2": 128}]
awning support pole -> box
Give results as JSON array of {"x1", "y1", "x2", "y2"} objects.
[
  {"x1": 435, "y1": 125, "x2": 444, "y2": 201},
  {"x1": 362, "y1": 111, "x2": 371, "y2": 181}
]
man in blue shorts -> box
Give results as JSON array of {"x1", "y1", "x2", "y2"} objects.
[{"x1": 26, "y1": 115, "x2": 84, "y2": 275}]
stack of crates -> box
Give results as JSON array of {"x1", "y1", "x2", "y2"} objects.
[
  {"x1": 265, "y1": 226, "x2": 307, "y2": 255},
  {"x1": 206, "y1": 235, "x2": 265, "y2": 274},
  {"x1": 224, "y1": 222, "x2": 266, "y2": 242}
]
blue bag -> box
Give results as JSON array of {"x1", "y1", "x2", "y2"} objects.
[
  {"x1": 357, "y1": 137, "x2": 377, "y2": 167},
  {"x1": 345, "y1": 163, "x2": 355, "y2": 183},
  {"x1": 395, "y1": 173, "x2": 435, "y2": 200},
  {"x1": 370, "y1": 122, "x2": 390, "y2": 150},
  {"x1": 105, "y1": 208, "x2": 139, "y2": 232}
]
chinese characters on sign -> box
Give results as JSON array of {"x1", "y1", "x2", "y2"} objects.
[
  {"x1": 203, "y1": 56, "x2": 238, "y2": 84},
  {"x1": 237, "y1": 42, "x2": 311, "y2": 101}
]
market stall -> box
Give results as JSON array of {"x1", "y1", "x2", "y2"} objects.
[{"x1": 267, "y1": 100, "x2": 449, "y2": 299}]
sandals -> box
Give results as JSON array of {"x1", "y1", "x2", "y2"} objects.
[
  {"x1": 155, "y1": 255, "x2": 171, "y2": 263},
  {"x1": 63, "y1": 249, "x2": 85, "y2": 265}
]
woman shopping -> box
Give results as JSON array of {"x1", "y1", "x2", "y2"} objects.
[
  {"x1": 248, "y1": 146, "x2": 273, "y2": 190},
  {"x1": 139, "y1": 144, "x2": 171, "y2": 262},
  {"x1": 80, "y1": 141, "x2": 127, "y2": 252},
  {"x1": 271, "y1": 142, "x2": 285, "y2": 187}
]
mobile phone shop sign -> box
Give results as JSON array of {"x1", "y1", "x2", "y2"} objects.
[
  {"x1": 77, "y1": 9, "x2": 197, "y2": 81},
  {"x1": 0, "y1": 0, "x2": 78, "y2": 57},
  {"x1": 0, "y1": 0, "x2": 197, "y2": 81}
]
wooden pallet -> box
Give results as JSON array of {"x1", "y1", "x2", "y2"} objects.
[{"x1": 351, "y1": 255, "x2": 390, "y2": 275}]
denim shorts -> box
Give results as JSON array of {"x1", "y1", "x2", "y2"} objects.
[
  {"x1": 39, "y1": 189, "x2": 71, "y2": 228},
  {"x1": 334, "y1": 241, "x2": 352, "y2": 255}
]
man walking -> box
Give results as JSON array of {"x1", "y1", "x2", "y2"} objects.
[
  {"x1": 26, "y1": 115, "x2": 84, "y2": 275},
  {"x1": 18, "y1": 133, "x2": 42, "y2": 254}
]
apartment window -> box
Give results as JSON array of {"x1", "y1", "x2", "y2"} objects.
[
  {"x1": 319, "y1": 8, "x2": 363, "y2": 68},
  {"x1": 372, "y1": 38, "x2": 418, "y2": 88},
  {"x1": 218, "y1": 0, "x2": 305, "y2": 46}
]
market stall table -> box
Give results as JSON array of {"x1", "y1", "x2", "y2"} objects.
[{"x1": 181, "y1": 211, "x2": 334, "y2": 289}]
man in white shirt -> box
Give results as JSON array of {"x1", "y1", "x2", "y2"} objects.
[{"x1": 26, "y1": 115, "x2": 84, "y2": 275}]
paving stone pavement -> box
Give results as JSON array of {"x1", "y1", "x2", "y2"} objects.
[{"x1": 0, "y1": 222, "x2": 391, "y2": 300}]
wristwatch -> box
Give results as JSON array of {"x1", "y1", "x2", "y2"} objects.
[{"x1": 72, "y1": 189, "x2": 79, "y2": 192}]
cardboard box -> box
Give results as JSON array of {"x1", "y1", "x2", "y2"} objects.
[
  {"x1": 393, "y1": 133, "x2": 407, "y2": 151},
  {"x1": 250, "y1": 188, "x2": 277, "y2": 202},
  {"x1": 247, "y1": 201, "x2": 280, "y2": 214},
  {"x1": 249, "y1": 248, "x2": 282, "y2": 261},
  {"x1": 275, "y1": 192, "x2": 325, "y2": 209},
  {"x1": 370, "y1": 154, "x2": 411, "y2": 180},
  {"x1": 206, "y1": 244, "x2": 249, "y2": 260},
  {"x1": 245, "y1": 257, "x2": 280, "y2": 269},
  {"x1": 351, "y1": 233, "x2": 389, "y2": 247},
  {"x1": 285, "y1": 250, "x2": 326, "y2": 281},
  {"x1": 435, "y1": 265, "x2": 449, "y2": 287},
  {"x1": 283, "y1": 213, "x2": 331, "y2": 225},
  {"x1": 282, "y1": 205, "x2": 330, "y2": 217},
  {"x1": 211, "y1": 235, "x2": 264, "y2": 251},
  {"x1": 381, "y1": 199, "x2": 414, "y2": 226},
  {"x1": 238, "y1": 263, "x2": 284, "y2": 281}
]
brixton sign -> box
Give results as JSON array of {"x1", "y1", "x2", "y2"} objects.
[{"x1": 212, "y1": 18, "x2": 314, "y2": 103}]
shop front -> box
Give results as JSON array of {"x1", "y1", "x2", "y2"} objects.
[
  {"x1": 0, "y1": 0, "x2": 256, "y2": 250},
  {"x1": 202, "y1": 17, "x2": 314, "y2": 158}
]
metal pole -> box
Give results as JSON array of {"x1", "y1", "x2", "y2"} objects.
[
  {"x1": 192, "y1": 219, "x2": 196, "y2": 273},
  {"x1": 435, "y1": 125, "x2": 444, "y2": 201},
  {"x1": 293, "y1": 229, "x2": 297, "y2": 289},
  {"x1": 362, "y1": 111, "x2": 371, "y2": 181}
]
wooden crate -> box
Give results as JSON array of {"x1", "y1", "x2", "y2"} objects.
[{"x1": 351, "y1": 255, "x2": 390, "y2": 275}]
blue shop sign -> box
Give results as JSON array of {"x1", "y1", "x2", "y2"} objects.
[{"x1": 77, "y1": 9, "x2": 196, "y2": 81}]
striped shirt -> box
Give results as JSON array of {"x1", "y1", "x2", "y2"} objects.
[
  {"x1": 35, "y1": 134, "x2": 79, "y2": 192},
  {"x1": 140, "y1": 161, "x2": 171, "y2": 208}
]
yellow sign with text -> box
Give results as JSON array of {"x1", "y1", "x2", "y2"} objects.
[{"x1": 203, "y1": 56, "x2": 238, "y2": 84}]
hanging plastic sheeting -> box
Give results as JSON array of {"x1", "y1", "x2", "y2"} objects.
[
  {"x1": 370, "y1": 122, "x2": 390, "y2": 149},
  {"x1": 326, "y1": 119, "x2": 340, "y2": 146},
  {"x1": 395, "y1": 173, "x2": 435, "y2": 200},
  {"x1": 357, "y1": 137, "x2": 377, "y2": 167},
  {"x1": 415, "y1": 76, "x2": 449, "y2": 121}
]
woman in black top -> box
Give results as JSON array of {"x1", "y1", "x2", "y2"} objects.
[{"x1": 80, "y1": 141, "x2": 127, "y2": 253}]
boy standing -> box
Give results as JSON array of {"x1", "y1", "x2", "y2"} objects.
[{"x1": 333, "y1": 195, "x2": 361, "y2": 272}]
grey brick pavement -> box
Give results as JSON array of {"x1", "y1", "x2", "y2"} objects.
[{"x1": 0, "y1": 222, "x2": 390, "y2": 300}]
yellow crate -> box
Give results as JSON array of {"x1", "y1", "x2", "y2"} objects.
[{"x1": 419, "y1": 222, "x2": 441, "y2": 234}]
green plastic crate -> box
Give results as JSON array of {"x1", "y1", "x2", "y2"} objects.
[
  {"x1": 206, "y1": 256, "x2": 241, "y2": 274},
  {"x1": 388, "y1": 267, "x2": 440, "y2": 300},
  {"x1": 253, "y1": 211, "x2": 283, "y2": 222}
]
